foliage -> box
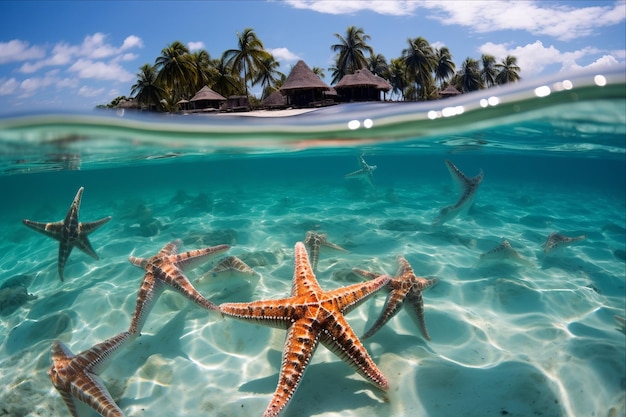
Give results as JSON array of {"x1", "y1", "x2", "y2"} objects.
[{"x1": 119, "y1": 25, "x2": 523, "y2": 110}]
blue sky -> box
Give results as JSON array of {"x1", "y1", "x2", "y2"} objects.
[{"x1": 1, "y1": 0, "x2": 624, "y2": 111}]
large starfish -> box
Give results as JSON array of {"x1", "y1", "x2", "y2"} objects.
[
  {"x1": 354, "y1": 255, "x2": 438, "y2": 340},
  {"x1": 345, "y1": 154, "x2": 377, "y2": 188},
  {"x1": 219, "y1": 242, "x2": 390, "y2": 417},
  {"x1": 128, "y1": 239, "x2": 229, "y2": 335},
  {"x1": 304, "y1": 230, "x2": 348, "y2": 272},
  {"x1": 432, "y1": 160, "x2": 483, "y2": 227},
  {"x1": 48, "y1": 331, "x2": 132, "y2": 417},
  {"x1": 23, "y1": 186, "x2": 111, "y2": 281}
]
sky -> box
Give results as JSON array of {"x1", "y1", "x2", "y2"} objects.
[{"x1": 0, "y1": 0, "x2": 624, "y2": 112}]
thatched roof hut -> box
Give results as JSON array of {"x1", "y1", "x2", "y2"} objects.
[
  {"x1": 190, "y1": 86, "x2": 227, "y2": 110},
  {"x1": 438, "y1": 84, "x2": 461, "y2": 98},
  {"x1": 280, "y1": 60, "x2": 331, "y2": 107},
  {"x1": 262, "y1": 90, "x2": 288, "y2": 109},
  {"x1": 334, "y1": 68, "x2": 391, "y2": 102},
  {"x1": 116, "y1": 98, "x2": 138, "y2": 109}
]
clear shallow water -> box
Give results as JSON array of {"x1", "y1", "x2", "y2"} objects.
[{"x1": 0, "y1": 68, "x2": 624, "y2": 417}]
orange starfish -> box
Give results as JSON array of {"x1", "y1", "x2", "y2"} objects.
[
  {"x1": 354, "y1": 255, "x2": 438, "y2": 340},
  {"x1": 48, "y1": 331, "x2": 132, "y2": 417},
  {"x1": 128, "y1": 239, "x2": 229, "y2": 334},
  {"x1": 23, "y1": 186, "x2": 111, "y2": 281},
  {"x1": 219, "y1": 242, "x2": 390, "y2": 417}
]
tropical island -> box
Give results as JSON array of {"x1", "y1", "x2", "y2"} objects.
[{"x1": 100, "y1": 26, "x2": 521, "y2": 112}]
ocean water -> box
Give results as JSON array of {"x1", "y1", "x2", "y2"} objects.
[{"x1": 0, "y1": 68, "x2": 624, "y2": 417}]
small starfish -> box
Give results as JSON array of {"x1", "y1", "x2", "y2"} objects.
[
  {"x1": 345, "y1": 154, "x2": 377, "y2": 188},
  {"x1": 204, "y1": 255, "x2": 259, "y2": 278},
  {"x1": 220, "y1": 242, "x2": 390, "y2": 417},
  {"x1": 48, "y1": 331, "x2": 132, "y2": 417},
  {"x1": 543, "y1": 232, "x2": 586, "y2": 253},
  {"x1": 23, "y1": 186, "x2": 111, "y2": 281},
  {"x1": 477, "y1": 239, "x2": 535, "y2": 267},
  {"x1": 354, "y1": 255, "x2": 438, "y2": 340},
  {"x1": 304, "y1": 231, "x2": 348, "y2": 272},
  {"x1": 433, "y1": 160, "x2": 483, "y2": 227},
  {"x1": 128, "y1": 239, "x2": 229, "y2": 335}
]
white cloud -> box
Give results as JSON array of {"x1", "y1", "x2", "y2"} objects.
[
  {"x1": 0, "y1": 40, "x2": 46, "y2": 64},
  {"x1": 121, "y1": 35, "x2": 143, "y2": 50},
  {"x1": 268, "y1": 47, "x2": 301, "y2": 62},
  {"x1": 188, "y1": 41, "x2": 205, "y2": 51},
  {"x1": 479, "y1": 40, "x2": 624, "y2": 77},
  {"x1": 0, "y1": 78, "x2": 19, "y2": 95},
  {"x1": 78, "y1": 85, "x2": 106, "y2": 97},
  {"x1": 285, "y1": 1, "x2": 625, "y2": 41},
  {"x1": 68, "y1": 58, "x2": 135, "y2": 82},
  {"x1": 285, "y1": 0, "x2": 419, "y2": 16}
]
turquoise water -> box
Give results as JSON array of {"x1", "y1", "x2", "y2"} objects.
[{"x1": 0, "y1": 68, "x2": 624, "y2": 417}]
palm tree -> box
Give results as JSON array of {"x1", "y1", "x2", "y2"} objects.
[
  {"x1": 312, "y1": 66, "x2": 325, "y2": 79},
  {"x1": 402, "y1": 36, "x2": 436, "y2": 100},
  {"x1": 212, "y1": 55, "x2": 242, "y2": 98},
  {"x1": 253, "y1": 54, "x2": 284, "y2": 99},
  {"x1": 190, "y1": 49, "x2": 215, "y2": 93},
  {"x1": 387, "y1": 58, "x2": 408, "y2": 101},
  {"x1": 154, "y1": 41, "x2": 197, "y2": 101},
  {"x1": 131, "y1": 63, "x2": 166, "y2": 110},
  {"x1": 458, "y1": 57, "x2": 483, "y2": 93},
  {"x1": 434, "y1": 47, "x2": 455, "y2": 87},
  {"x1": 331, "y1": 26, "x2": 373, "y2": 77},
  {"x1": 367, "y1": 53, "x2": 388, "y2": 77},
  {"x1": 223, "y1": 28, "x2": 270, "y2": 96},
  {"x1": 480, "y1": 54, "x2": 497, "y2": 88},
  {"x1": 495, "y1": 55, "x2": 521, "y2": 84}
]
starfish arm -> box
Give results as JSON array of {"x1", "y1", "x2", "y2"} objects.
[
  {"x1": 405, "y1": 292, "x2": 431, "y2": 340},
  {"x1": 128, "y1": 275, "x2": 164, "y2": 335},
  {"x1": 320, "y1": 315, "x2": 388, "y2": 390},
  {"x1": 291, "y1": 242, "x2": 323, "y2": 296},
  {"x1": 22, "y1": 219, "x2": 64, "y2": 241},
  {"x1": 57, "y1": 241, "x2": 75, "y2": 281},
  {"x1": 263, "y1": 319, "x2": 320, "y2": 417},
  {"x1": 445, "y1": 159, "x2": 469, "y2": 186},
  {"x1": 75, "y1": 331, "x2": 133, "y2": 374},
  {"x1": 322, "y1": 241, "x2": 348, "y2": 252},
  {"x1": 74, "y1": 236, "x2": 100, "y2": 260},
  {"x1": 352, "y1": 268, "x2": 383, "y2": 280},
  {"x1": 170, "y1": 244, "x2": 230, "y2": 272},
  {"x1": 362, "y1": 290, "x2": 405, "y2": 339},
  {"x1": 71, "y1": 373, "x2": 126, "y2": 417},
  {"x1": 79, "y1": 216, "x2": 112, "y2": 235},
  {"x1": 327, "y1": 274, "x2": 391, "y2": 315},
  {"x1": 220, "y1": 298, "x2": 300, "y2": 330},
  {"x1": 157, "y1": 266, "x2": 220, "y2": 312}
]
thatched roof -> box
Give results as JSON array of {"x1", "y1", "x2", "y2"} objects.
[
  {"x1": 280, "y1": 60, "x2": 330, "y2": 92},
  {"x1": 116, "y1": 98, "x2": 138, "y2": 109},
  {"x1": 334, "y1": 68, "x2": 391, "y2": 91},
  {"x1": 262, "y1": 90, "x2": 287, "y2": 107},
  {"x1": 190, "y1": 86, "x2": 226, "y2": 102},
  {"x1": 439, "y1": 84, "x2": 461, "y2": 96}
]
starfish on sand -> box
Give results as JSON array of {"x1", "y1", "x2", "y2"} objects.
[
  {"x1": 23, "y1": 186, "x2": 111, "y2": 281},
  {"x1": 48, "y1": 331, "x2": 132, "y2": 417},
  {"x1": 303, "y1": 231, "x2": 348, "y2": 272},
  {"x1": 128, "y1": 239, "x2": 229, "y2": 335},
  {"x1": 543, "y1": 232, "x2": 586, "y2": 253},
  {"x1": 354, "y1": 255, "x2": 438, "y2": 340},
  {"x1": 219, "y1": 241, "x2": 391, "y2": 417}
]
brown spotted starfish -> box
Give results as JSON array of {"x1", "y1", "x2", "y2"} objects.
[
  {"x1": 354, "y1": 255, "x2": 438, "y2": 340},
  {"x1": 432, "y1": 160, "x2": 483, "y2": 227},
  {"x1": 48, "y1": 331, "x2": 132, "y2": 417},
  {"x1": 543, "y1": 232, "x2": 586, "y2": 253},
  {"x1": 23, "y1": 186, "x2": 111, "y2": 281},
  {"x1": 128, "y1": 239, "x2": 229, "y2": 335},
  {"x1": 219, "y1": 241, "x2": 390, "y2": 417},
  {"x1": 205, "y1": 255, "x2": 259, "y2": 278},
  {"x1": 304, "y1": 231, "x2": 348, "y2": 272}
]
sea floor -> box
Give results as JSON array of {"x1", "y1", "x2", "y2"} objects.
[{"x1": 0, "y1": 157, "x2": 624, "y2": 417}]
